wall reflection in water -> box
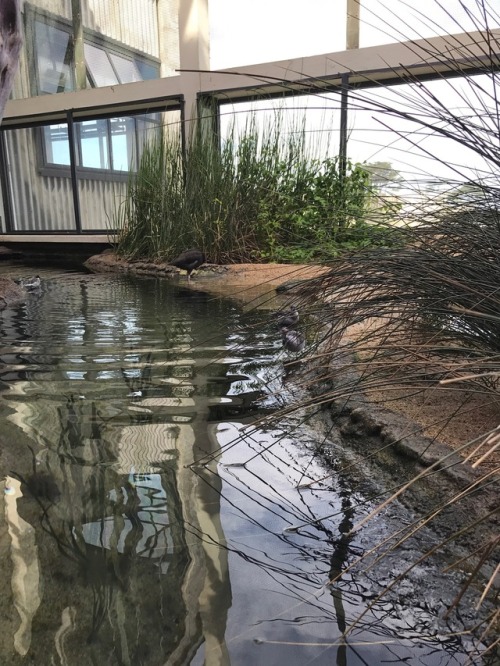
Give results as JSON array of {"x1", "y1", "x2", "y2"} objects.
[{"x1": 0, "y1": 272, "x2": 274, "y2": 664}]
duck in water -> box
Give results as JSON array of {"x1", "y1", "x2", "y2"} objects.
[
  {"x1": 281, "y1": 327, "x2": 305, "y2": 353},
  {"x1": 15, "y1": 275, "x2": 41, "y2": 291},
  {"x1": 276, "y1": 305, "x2": 299, "y2": 328}
]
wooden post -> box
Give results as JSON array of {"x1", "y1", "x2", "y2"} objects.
[
  {"x1": 0, "y1": 0, "x2": 22, "y2": 124},
  {"x1": 71, "y1": 0, "x2": 86, "y2": 90}
]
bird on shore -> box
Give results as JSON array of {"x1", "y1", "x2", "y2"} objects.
[
  {"x1": 281, "y1": 327, "x2": 305, "y2": 353},
  {"x1": 169, "y1": 249, "x2": 206, "y2": 282},
  {"x1": 276, "y1": 305, "x2": 299, "y2": 328}
]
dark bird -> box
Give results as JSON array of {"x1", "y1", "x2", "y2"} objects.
[
  {"x1": 281, "y1": 327, "x2": 305, "y2": 353},
  {"x1": 276, "y1": 305, "x2": 299, "y2": 328},
  {"x1": 170, "y1": 249, "x2": 206, "y2": 282}
]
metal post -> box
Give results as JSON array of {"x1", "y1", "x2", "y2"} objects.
[
  {"x1": 71, "y1": 0, "x2": 87, "y2": 90},
  {"x1": 338, "y1": 73, "x2": 350, "y2": 231},
  {"x1": 339, "y1": 73, "x2": 349, "y2": 172},
  {"x1": 66, "y1": 111, "x2": 82, "y2": 233},
  {"x1": 0, "y1": 130, "x2": 15, "y2": 232}
]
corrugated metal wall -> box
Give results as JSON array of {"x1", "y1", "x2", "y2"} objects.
[
  {"x1": 22, "y1": 0, "x2": 160, "y2": 57},
  {"x1": 4, "y1": 109, "x2": 182, "y2": 233},
  {"x1": 4, "y1": 124, "x2": 127, "y2": 232},
  {"x1": 0, "y1": 180, "x2": 5, "y2": 233},
  {"x1": 5, "y1": 125, "x2": 131, "y2": 232},
  {"x1": 5, "y1": 128, "x2": 76, "y2": 231},
  {"x1": 12, "y1": 0, "x2": 175, "y2": 100},
  {"x1": 79, "y1": 178, "x2": 127, "y2": 231},
  {"x1": 85, "y1": 0, "x2": 160, "y2": 57},
  {"x1": 5, "y1": 1, "x2": 181, "y2": 234}
]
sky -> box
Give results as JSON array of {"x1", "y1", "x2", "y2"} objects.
[
  {"x1": 208, "y1": 0, "x2": 499, "y2": 70},
  {"x1": 208, "y1": 0, "x2": 500, "y2": 188}
]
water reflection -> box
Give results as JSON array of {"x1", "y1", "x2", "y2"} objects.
[
  {"x1": 0, "y1": 268, "x2": 483, "y2": 664},
  {"x1": 0, "y1": 272, "x2": 276, "y2": 664}
]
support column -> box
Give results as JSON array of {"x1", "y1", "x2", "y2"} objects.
[
  {"x1": 178, "y1": 0, "x2": 211, "y2": 128},
  {"x1": 346, "y1": 0, "x2": 360, "y2": 50},
  {"x1": 71, "y1": 0, "x2": 87, "y2": 90}
]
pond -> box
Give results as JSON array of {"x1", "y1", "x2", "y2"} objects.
[{"x1": 0, "y1": 264, "x2": 484, "y2": 665}]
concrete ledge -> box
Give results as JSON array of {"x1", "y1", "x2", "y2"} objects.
[{"x1": 0, "y1": 235, "x2": 114, "y2": 243}]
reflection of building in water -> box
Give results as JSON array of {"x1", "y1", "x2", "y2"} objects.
[
  {"x1": 0, "y1": 278, "x2": 253, "y2": 663},
  {"x1": 0, "y1": 477, "x2": 41, "y2": 657}
]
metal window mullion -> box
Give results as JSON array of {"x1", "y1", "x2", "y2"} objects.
[
  {"x1": 67, "y1": 111, "x2": 83, "y2": 233},
  {"x1": 107, "y1": 50, "x2": 122, "y2": 83},
  {"x1": 134, "y1": 116, "x2": 140, "y2": 172},
  {"x1": 107, "y1": 118, "x2": 113, "y2": 170},
  {"x1": 0, "y1": 131, "x2": 15, "y2": 232}
]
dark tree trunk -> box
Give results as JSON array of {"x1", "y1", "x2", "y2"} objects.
[{"x1": 0, "y1": 0, "x2": 22, "y2": 124}]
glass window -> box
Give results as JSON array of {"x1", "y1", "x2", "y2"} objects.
[
  {"x1": 43, "y1": 124, "x2": 71, "y2": 165},
  {"x1": 79, "y1": 120, "x2": 110, "y2": 169},
  {"x1": 110, "y1": 117, "x2": 137, "y2": 171},
  {"x1": 35, "y1": 22, "x2": 74, "y2": 94},
  {"x1": 31, "y1": 12, "x2": 160, "y2": 95},
  {"x1": 84, "y1": 43, "x2": 119, "y2": 87},
  {"x1": 135, "y1": 60, "x2": 158, "y2": 81},
  {"x1": 40, "y1": 114, "x2": 166, "y2": 177},
  {"x1": 109, "y1": 53, "x2": 141, "y2": 83}
]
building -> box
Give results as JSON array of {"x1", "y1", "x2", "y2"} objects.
[{"x1": 1, "y1": 0, "x2": 498, "y2": 242}]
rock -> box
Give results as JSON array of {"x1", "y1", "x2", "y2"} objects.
[
  {"x1": 0, "y1": 277, "x2": 25, "y2": 309},
  {"x1": 84, "y1": 250, "x2": 225, "y2": 280},
  {"x1": 0, "y1": 245, "x2": 21, "y2": 259}
]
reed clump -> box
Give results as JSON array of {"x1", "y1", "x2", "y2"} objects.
[
  {"x1": 258, "y1": 2, "x2": 500, "y2": 658},
  {"x1": 112, "y1": 112, "x2": 395, "y2": 264}
]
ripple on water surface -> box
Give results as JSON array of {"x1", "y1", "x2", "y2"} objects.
[{"x1": 0, "y1": 267, "x2": 484, "y2": 665}]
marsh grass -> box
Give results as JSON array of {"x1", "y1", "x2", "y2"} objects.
[
  {"x1": 220, "y1": 2, "x2": 500, "y2": 659},
  {"x1": 113, "y1": 110, "x2": 392, "y2": 264}
]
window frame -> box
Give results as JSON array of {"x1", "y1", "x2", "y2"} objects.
[
  {"x1": 25, "y1": 3, "x2": 162, "y2": 181},
  {"x1": 37, "y1": 111, "x2": 163, "y2": 182},
  {"x1": 25, "y1": 4, "x2": 161, "y2": 96}
]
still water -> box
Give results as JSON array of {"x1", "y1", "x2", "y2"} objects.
[{"x1": 0, "y1": 266, "x2": 481, "y2": 665}]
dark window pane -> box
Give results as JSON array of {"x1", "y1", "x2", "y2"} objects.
[
  {"x1": 35, "y1": 22, "x2": 74, "y2": 94},
  {"x1": 79, "y1": 120, "x2": 110, "y2": 168},
  {"x1": 109, "y1": 53, "x2": 141, "y2": 83},
  {"x1": 84, "y1": 43, "x2": 119, "y2": 87}
]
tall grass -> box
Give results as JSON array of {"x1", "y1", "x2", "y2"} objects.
[
  {"x1": 200, "y1": 1, "x2": 500, "y2": 660},
  {"x1": 113, "y1": 110, "x2": 379, "y2": 264},
  {"x1": 113, "y1": 137, "x2": 185, "y2": 260}
]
